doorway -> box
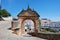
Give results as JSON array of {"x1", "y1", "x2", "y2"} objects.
[{"x1": 23, "y1": 19, "x2": 34, "y2": 33}]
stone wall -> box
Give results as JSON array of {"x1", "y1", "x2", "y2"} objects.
[
  {"x1": 11, "y1": 21, "x2": 18, "y2": 29},
  {"x1": 28, "y1": 32, "x2": 60, "y2": 40}
]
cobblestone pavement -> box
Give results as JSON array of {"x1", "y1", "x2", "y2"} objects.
[{"x1": 0, "y1": 21, "x2": 46, "y2": 40}]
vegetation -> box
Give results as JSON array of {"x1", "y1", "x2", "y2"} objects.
[
  {"x1": 50, "y1": 29, "x2": 59, "y2": 32},
  {"x1": 0, "y1": 6, "x2": 11, "y2": 17},
  {"x1": 41, "y1": 29, "x2": 48, "y2": 32},
  {"x1": 41, "y1": 28, "x2": 59, "y2": 33},
  {"x1": 45, "y1": 28, "x2": 50, "y2": 31},
  {"x1": 0, "y1": 9, "x2": 11, "y2": 17}
]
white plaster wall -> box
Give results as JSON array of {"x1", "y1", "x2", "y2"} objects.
[{"x1": 2, "y1": 16, "x2": 13, "y2": 21}]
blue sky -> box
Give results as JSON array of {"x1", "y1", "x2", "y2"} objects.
[{"x1": 1, "y1": 0, "x2": 60, "y2": 21}]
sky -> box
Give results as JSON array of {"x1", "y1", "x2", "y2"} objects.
[{"x1": 1, "y1": 0, "x2": 60, "y2": 21}]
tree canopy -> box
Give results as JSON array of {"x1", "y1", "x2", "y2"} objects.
[{"x1": 0, "y1": 9, "x2": 11, "y2": 17}]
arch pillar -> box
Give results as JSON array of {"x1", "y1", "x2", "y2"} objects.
[{"x1": 18, "y1": 17, "x2": 40, "y2": 36}]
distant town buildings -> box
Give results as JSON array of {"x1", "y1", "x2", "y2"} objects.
[
  {"x1": 50, "y1": 22, "x2": 60, "y2": 31},
  {"x1": 50, "y1": 22, "x2": 60, "y2": 27},
  {"x1": 41, "y1": 18, "x2": 51, "y2": 28},
  {"x1": 41, "y1": 18, "x2": 60, "y2": 32}
]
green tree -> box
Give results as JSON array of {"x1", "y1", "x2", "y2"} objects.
[{"x1": 0, "y1": 9, "x2": 11, "y2": 17}]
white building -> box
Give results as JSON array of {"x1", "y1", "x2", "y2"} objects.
[
  {"x1": 41, "y1": 18, "x2": 51, "y2": 28},
  {"x1": 40, "y1": 18, "x2": 60, "y2": 32}
]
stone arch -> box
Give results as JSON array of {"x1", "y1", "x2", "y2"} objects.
[
  {"x1": 17, "y1": 6, "x2": 40, "y2": 36},
  {"x1": 21, "y1": 18, "x2": 36, "y2": 32},
  {"x1": 18, "y1": 18, "x2": 37, "y2": 35}
]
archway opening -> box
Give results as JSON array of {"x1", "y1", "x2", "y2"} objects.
[{"x1": 23, "y1": 19, "x2": 34, "y2": 33}]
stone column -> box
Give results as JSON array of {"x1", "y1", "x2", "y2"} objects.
[
  {"x1": 18, "y1": 18, "x2": 23, "y2": 36},
  {"x1": 33, "y1": 20, "x2": 37, "y2": 33},
  {"x1": 21, "y1": 21, "x2": 25, "y2": 35},
  {"x1": 35, "y1": 18, "x2": 41, "y2": 33}
]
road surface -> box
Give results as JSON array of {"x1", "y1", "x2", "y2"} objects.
[{"x1": 0, "y1": 21, "x2": 46, "y2": 40}]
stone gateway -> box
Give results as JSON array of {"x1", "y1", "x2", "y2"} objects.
[{"x1": 11, "y1": 6, "x2": 41, "y2": 36}]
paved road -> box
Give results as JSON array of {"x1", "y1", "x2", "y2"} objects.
[{"x1": 0, "y1": 21, "x2": 46, "y2": 40}]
